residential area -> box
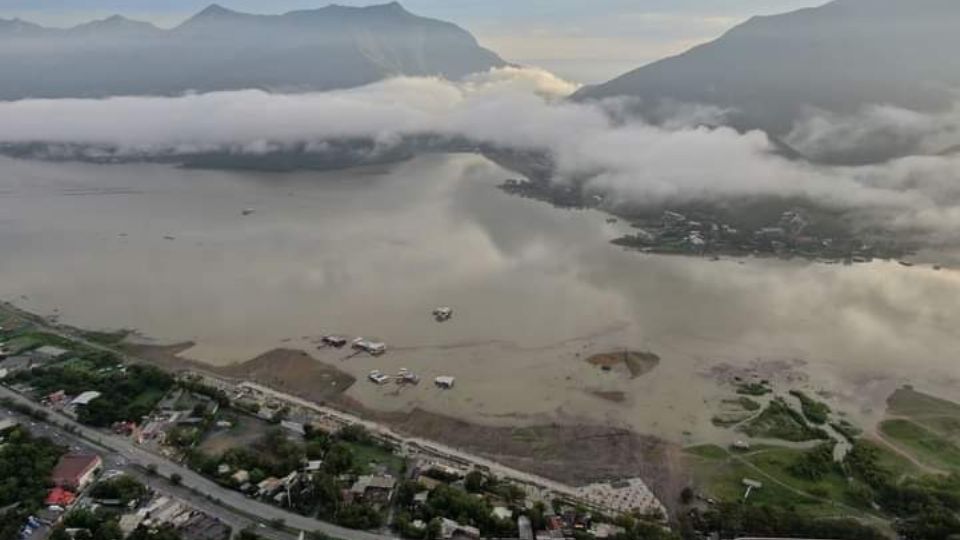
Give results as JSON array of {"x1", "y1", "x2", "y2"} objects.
[
  {"x1": 0, "y1": 410, "x2": 231, "y2": 540},
  {"x1": 0, "y1": 306, "x2": 669, "y2": 540}
]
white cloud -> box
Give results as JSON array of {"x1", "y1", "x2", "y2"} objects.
[{"x1": 3, "y1": 66, "x2": 960, "y2": 238}]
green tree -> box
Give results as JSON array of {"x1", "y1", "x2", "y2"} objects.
[{"x1": 464, "y1": 470, "x2": 484, "y2": 493}]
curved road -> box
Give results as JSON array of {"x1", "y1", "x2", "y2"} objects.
[{"x1": 0, "y1": 385, "x2": 395, "y2": 540}]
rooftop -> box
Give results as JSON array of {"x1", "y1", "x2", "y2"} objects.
[
  {"x1": 51, "y1": 453, "x2": 101, "y2": 486},
  {"x1": 71, "y1": 391, "x2": 102, "y2": 406},
  {"x1": 34, "y1": 345, "x2": 70, "y2": 358},
  {"x1": 45, "y1": 487, "x2": 76, "y2": 506}
]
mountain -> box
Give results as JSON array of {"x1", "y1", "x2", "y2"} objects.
[
  {"x1": 574, "y1": 0, "x2": 960, "y2": 149},
  {"x1": 0, "y1": 2, "x2": 505, "y2": 99}
]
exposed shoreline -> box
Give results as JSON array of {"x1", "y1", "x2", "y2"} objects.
[{"x1": 121, "y1": 340, "x2": 687, "y2": 507}]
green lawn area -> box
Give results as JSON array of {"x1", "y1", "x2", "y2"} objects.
[
  {"x1": 79, "y1": 329, "x2": 129, "y2": 346},
  {"x1": 343, "y1": 441, "x2": 405, "y2": 476},
  {"x1": 684, "y1": 445, "x2": 840, "y2": 515},
  {"x1": 742, "y1": 447, "x2": 877, "y2": 512},
  {"x1": 887, "y1": 387, "x2": 960, "y2": 418},
  {"x1": 5, "y1": 331, "x2": 76, "y2": 353},
  {"x1": 130, "y1": 388, "x2": 166, "y2": 411},
  {"x1": 856, "y1": 439, "x2": 922, "y2": 479},
  {"x1": 880, "y1": 419, "x2": 960, "y2": 471},
  {"x1": 918, "y1": 416, "x2": 960, "y2": 444},
  {"x1": 3, "y1": 335, "x2": 43, "y2": 354},
  {"x1": 685, "y1": 444, "x2": 729, "y2": 460}
]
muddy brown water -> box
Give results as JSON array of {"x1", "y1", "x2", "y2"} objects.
[{"x1": 1, "y1": 153, "x2": 959, "y2": 449}]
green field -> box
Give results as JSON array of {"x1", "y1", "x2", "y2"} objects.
[
  {"x1": 684, "y1": 445, "x2": 851, "y2": 516},
  {"x1": 789, "y1": 390, "x2": 831, "y2": 425},
  {"x1": 343, "y1": 440, "x2": 405, "y2": 476},
  {"x1": 739, "y1": 398, "x2": 830, "y2": 442},
  {"x1": 887, "y1": 387, "x2": 960, "y2": 418},
  {"x1": 854, "y1": 439, "x2": 922, "y2": 479},
  {"x1": 880, "y1": 419, "x2": 960, "y2": 471}
]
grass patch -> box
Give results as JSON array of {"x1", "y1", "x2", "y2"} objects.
[
  {"x1": 685, "y1": 444, "x2": 729, "y2": 460},
  {"x1": 129, "y1": 388, "x2": 166, "y2": 411},
  {"x1": 8, "y1": 331, "x2": 77, "y2": 351},
  {"x1": 854, "y1": 439, "x2": 922, "y2": 479},
  {"x1": 80, "y1": 328, "x2": 130, "y2": 346},
  {"x1": 342, "y1": 441, "x2": 405, "y2": 476},
  {"x1": 830, "y1": 419, "x2": 863, "y2": 443},
  {"x1": 880, "y1": 419, "x2": 960, "y2": 471},
  {"x1": 712, "y1": 414, "x2": 750, "y2": 427},
  {"x1": 737, "y1": 382, "x2": 772, "y2": 396},
  {"x1": 723, "y1": 396, "x2": 762, "y2": 411},
  {"x1": 687, "y1": 448, "x2": 837, "y2": 515},
  {"x1": 789, "y1": 390, "x2": 831, "y2": 425},
  {"x1": 918, "y1": 416, "x2": 960, "y2": 443},
  {"x1": 739, "y1": 398, "x2": 830, "y2": 442},
  {"x1": 887, "y1": 386, "x2": 960, "y2": 418}
]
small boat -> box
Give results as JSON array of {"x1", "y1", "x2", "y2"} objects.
[
  {"x1": 432, "y1": 307, "x2": 453, "y2": 322},
  {"x1": 321, "y1": 335, "x2": 347, "y2": 348},
  {"x1": 368, "y1": 370, "x2": 390, "y2": 385}
]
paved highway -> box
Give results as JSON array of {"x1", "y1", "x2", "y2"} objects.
[{"x1": 0, "y1": 385, "x2": 395, "y2": 540}]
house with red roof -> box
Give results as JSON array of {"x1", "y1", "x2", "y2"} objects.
[
  {"x1": 51, "y1": 453, "x2": 102, "y2": 490},
  {"x1": 45, "y1": 487, "x2": 76, "y2": 507}
]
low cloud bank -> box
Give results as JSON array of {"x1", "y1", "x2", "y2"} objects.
[
  {"x1": 3, "y1": 67, "x2": 960, "y2": 237},
  {"x1": 786, "y1": 103, "x2": 960, "y2": 165}
]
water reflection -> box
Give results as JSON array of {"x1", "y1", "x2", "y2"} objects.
[{"x1": 1, "y1": 154, "x2": 958, "y2": 440}]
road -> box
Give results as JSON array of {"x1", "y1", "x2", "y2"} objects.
[{"x1": 0, "y1": 385, "x2": 395, "y2": 540}]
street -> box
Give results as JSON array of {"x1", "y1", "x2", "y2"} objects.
[{"x1": 0, "y1": 385, "x2": 395, "y2": 540}]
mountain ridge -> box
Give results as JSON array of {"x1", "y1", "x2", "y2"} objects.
[
  {"x1": 574, "y1": 0, "x2": 960, "y2": 162},
  {"x1": 0, "y1": 2, "x2": 506, "y2": 99}
]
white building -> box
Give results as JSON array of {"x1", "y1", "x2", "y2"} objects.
[
  {"x1": 71, "y1": 391, "x2": 102, "y2": 406},
  {"x1": 434, "y1": 376, "x2": 455, "y2": 389}
]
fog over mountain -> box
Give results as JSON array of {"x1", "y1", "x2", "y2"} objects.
[
  {"x1": 0, "y1": 2, "x2": 505, "y2": 99},
  {"x1": 6, "y1": 2, "x2": 960, "y2": 243},
  {"x1": 575, "y1": 0, "x2": 960, "y2": 163},
  {"x1": 8, "y1": 67, "x2": 960, "y2": 238}
]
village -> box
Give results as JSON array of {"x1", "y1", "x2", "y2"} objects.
[
  {"x1": 0, "y1": 409, "x2": 232, "y2": 540},
  {"x1": 0, "y1": 306, "x2": 668, "y2": 540},
  {"x1": 610, "y1": 208, "x2": 912, "y2": 263},
  {"x1": 499, "y1": 178, "x2": 915, "y2": 265}
]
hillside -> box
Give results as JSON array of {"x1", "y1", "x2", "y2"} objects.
[
  {"x1": 0, "y1": 2, "x2": 506, "y2": 99},
  {"x1": 574, "y1": 0, "x2": 960, "y2": 160}
]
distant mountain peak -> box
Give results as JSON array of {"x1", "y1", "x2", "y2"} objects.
[
  {"x1": 196, "y1": 3, "x2": 237, "y2": 17},
  {"x1": 372, "y1": 1, "x2": 407, "y2": 12},
  {"x1": 575, "y1": 0, "x2": 960, "y2": 164},
  {"x1": 70, "y1": 14, "x2": 159, "y2": 33},
  {"x1": 0, "y1": 0, "x2": 505, "y2": 99},
  {"x1": 0, "y1": 17, "x2": 44, "y2": 34}
]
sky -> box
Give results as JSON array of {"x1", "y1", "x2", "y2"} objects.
[{"x1": 0, "y1": 0, "x2": 827, "y2": 83}]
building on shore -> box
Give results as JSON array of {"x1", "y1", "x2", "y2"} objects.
[{"x1": 51, "y1": 453, "x2": 102, "y2": 490}]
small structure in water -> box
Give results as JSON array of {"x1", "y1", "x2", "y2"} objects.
[
  {"x1": 397, "y1": 368, "x2": 420, "y2": 385},
  {"x1": 353, "y1": 337, "x2": 386, "y2": 356},
  {"x1": 434, "y1": 376, "x2": 455, "y2": 389},
  {"x1": 432, "y1": 307, "x2": 453, "y2": 322},
  {"x1": 368, "y1": 370, "x2": 390, "y2": 385},
  {"x1": 321, "y1": 336, "x2": 347, "y2": 348},
  {"x1": 242, "y1": 208, "x2": 255, "y2": 216}
]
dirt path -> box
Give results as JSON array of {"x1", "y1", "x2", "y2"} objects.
[
  {"x1": 868, "y1": 429, "x2": 950, "y2": 476},
  {"x1": 729, "y1": 453, "x2": 889, "y2": 528}
]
